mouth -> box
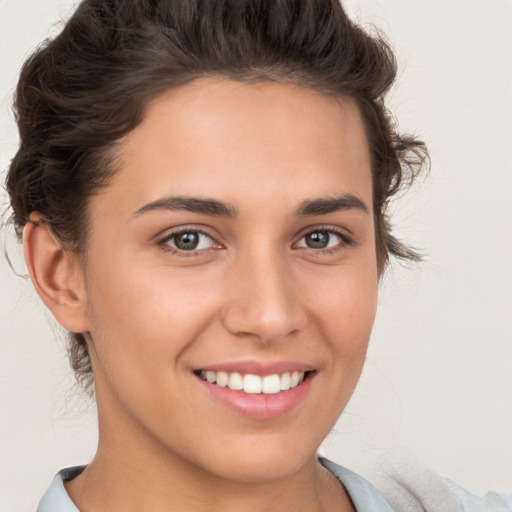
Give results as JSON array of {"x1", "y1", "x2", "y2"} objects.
[
  {"x1": 194, "y1": 369, "x2": 311, "y2": 395},
  {"x1": 192, "y1": 362, "x2": 316, "y2": 419}
]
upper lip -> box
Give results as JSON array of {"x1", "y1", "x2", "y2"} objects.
[{"x1": 193, "y1": 360, "x2": 315, "y2": 376}]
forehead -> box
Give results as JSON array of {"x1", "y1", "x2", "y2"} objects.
[{"x1": 100, "y1": 77, "x2": 372, "y2": 216}]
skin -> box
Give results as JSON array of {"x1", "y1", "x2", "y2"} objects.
[{"x1": 25, "y1": 77, "x2": 379, "y2": 511}]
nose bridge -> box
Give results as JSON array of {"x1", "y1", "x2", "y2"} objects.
[{"x1": 222, "y1": 241, "x2": 306, "y2": 343}]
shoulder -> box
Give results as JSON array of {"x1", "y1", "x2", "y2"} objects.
[
  {"x1": 36, "y1": 466, "x2": 85, "y2": 512},
  {"x1": 443, "y1": 477, "x2": 512, "y2": 512},
  {"x1": 320, "y1": 457, "x2": 395, "y2": 511},
  {"x1": 321, "y1": 457, "x2": 512, "y2": 512}
]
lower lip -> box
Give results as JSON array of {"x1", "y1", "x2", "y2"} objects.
[{"x1": 196, "y1": 373, "x2": 314, "y2": 420}]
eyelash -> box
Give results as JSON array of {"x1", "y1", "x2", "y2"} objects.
[
  {"x1": 295, "y1": 226, "x2": 354, "y2": 255},
  {"x1": 157, "y1": 226, "x2": 353, "y2": 257},
  {"x1": 158, "y1": 228, "x2": 220, "y2": 257}
]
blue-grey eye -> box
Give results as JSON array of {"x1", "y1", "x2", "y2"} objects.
[
  {"x1": 165, "y1": 231, "x2": 214, "y2": 251},
  {"x1": 297, "y1": 230, "x2": 343, "y2": 249}
]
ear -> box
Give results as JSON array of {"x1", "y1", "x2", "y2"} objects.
[{"x1": 23, "y1": 213, "x2": 90, "y2": 334}]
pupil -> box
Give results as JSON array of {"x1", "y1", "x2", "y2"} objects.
[
  {"x1": 175, "y1": 232, "x2": 199, "y2": 250},
  {"x1": 306, "y1": 231, "x2": 329, "y2": 249}
]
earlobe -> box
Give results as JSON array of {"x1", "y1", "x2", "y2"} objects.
[{"x1": 23, "y1": 213, "x2": 90, "y2": 334}]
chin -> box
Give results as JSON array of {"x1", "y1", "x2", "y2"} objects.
[{"x1": 191, "y1": 432, "x2": 319, "y2": 485}]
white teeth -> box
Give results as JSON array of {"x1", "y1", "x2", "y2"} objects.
[
  {"x1": 228, "y1": 372, "x2": 243, "y2": 391},
  {"x1": 262, "y1": 374, "x2": 281, "y2": 394},
  {"x1": 244, "y1": 374, "x2": 262, "y2": 394},
  {"x1": 216, "y1": 371, "x2": 228, "y2": 387},
  {"x1": 280, "y1": 372, "x2": 291, "y2": 391},
  {"x1": 199, "y1": 370, "x2": 307, "y2": 394}
]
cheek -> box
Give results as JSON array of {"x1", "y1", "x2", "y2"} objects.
[
  {"x1": 83, "y1": 259, "x2": 221, "y2": 377},
  {"x1": 303, "y1": 262, "x2": 378, "y2": 362}
]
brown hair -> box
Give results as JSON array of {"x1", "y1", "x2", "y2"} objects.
[{"x1": 6, "y1": 0, "x2": 428, "y2": 394}]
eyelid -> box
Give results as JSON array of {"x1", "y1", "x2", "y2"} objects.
[
  {"x1": 293, "y1": 225, "x2": 354, "y2": 251},
  {"x1": 157, "y1": 225, "x2": 224, "y2": 256},
  {"x1": 155, "y1": 223, "x2": 219, "y2": 241}
]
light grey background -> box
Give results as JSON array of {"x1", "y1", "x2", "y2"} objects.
[{"x1": 1, "y1": 1, "x2": 511, "y2": 510}]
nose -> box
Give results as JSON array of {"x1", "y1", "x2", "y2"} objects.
[{"x1": 221, "y1": 248, "x2": 307, "y2": 345}]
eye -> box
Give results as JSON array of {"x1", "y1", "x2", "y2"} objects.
[
  {"x1": 295, "y1": 229, "x2": 348, "y2": 250},
  {"x1": 161, "y1": 230, "x2": 216, "y2": 252}
]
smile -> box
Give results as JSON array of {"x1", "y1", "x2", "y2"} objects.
[{"x1": 197, "y1": 370, "x2": 306, "y2": 395}]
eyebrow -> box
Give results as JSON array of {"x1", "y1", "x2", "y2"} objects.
[
  {"x1": 131, "y1": 193, "x2": 368, "y2": 219},
  {"x1": 132, "y1": 196, "x2": 238, "y2": 218},
  {"x1": 296, "y1": 194, "x2": 369, "y2": 216}
]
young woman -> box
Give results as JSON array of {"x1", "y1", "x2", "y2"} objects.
[{"x1": 4, "y1": 0, "x2": 511, "y2": 511}]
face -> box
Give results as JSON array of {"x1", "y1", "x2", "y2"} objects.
[{"x1": 79, "y1": 78, "x2": 378, "y2": 483}]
